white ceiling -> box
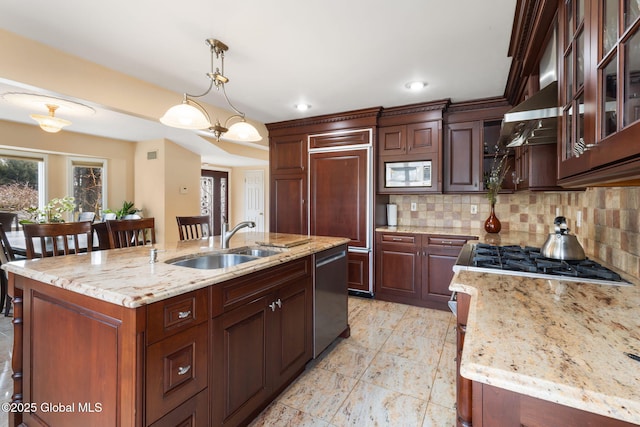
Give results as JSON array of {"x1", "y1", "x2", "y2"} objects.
[{"x1": 0, "y1": 0, "x2": 517, "y2": 165}]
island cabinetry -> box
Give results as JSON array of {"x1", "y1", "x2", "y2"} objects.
[
  {"x1": 378, "y1": 100, "x2": 448, "y2": 194},
  {"x1": 455, "y1": 292, "x2": 472, "y2": 427},
  {"x1": 211, "y1": 257, "x2": 313, "y2": 427},
  {"x1": 375, "y1": 232, "x2": 474, "y2": 310},
  {"x1": 472, "y1": 382, "x2": 635, "y2": 427},
  {"x1": 146, "y1": 288, "x2": 210, "y2": 425}
]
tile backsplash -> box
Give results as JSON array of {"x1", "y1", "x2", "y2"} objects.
[{"x1": 390, "y1": 187, "x2": 640, "y2": 278}]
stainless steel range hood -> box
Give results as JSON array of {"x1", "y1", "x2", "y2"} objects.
[{"x1": 500, "y1": 23, "x2": 559, "y2": 148}]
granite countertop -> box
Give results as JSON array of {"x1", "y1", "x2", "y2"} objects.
[
  {"x1": 450, "y1": 264, "x2": 640, "y2": 423},
  {"x1": 2, "y1": 232, "x2": 349, "y2": 309}
]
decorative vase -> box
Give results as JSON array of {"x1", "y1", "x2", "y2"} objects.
[{"x1": 484, "y1": 202, "x2": 501, "y2": 233}]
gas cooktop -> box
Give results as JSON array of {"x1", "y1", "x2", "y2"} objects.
[{"x1": 454, "y1": 243, "x2": 632, "y2": 286}]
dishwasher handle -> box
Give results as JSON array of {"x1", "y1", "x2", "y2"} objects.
[{"x1": 316, "y1": 250, "x2": 347, "y2": 268}]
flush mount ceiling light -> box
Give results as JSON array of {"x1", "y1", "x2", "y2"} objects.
[
  {"x1": 30, "y1": 104, "x2": 71, "y2": 133},
  {"x1": 294, "y1": 103, "x2": 311, "y2": 111},
  {"x1": 160, "y1": 38, "x2": 262, "y2": 142},
  {"x1": 405, "y1": 81, "x2": 428, "y2": 91},
  {"x1": 1, "y1": 92, "x2": 95, "y2": 133}
]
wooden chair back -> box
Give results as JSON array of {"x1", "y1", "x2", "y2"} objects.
[
  {"x1": 0, "y1": 224, "x2": 16, "y2": 264},
  {"x1": 106, "y1": 218, "x2": 156, "y2": 249},
  {"x1": 176, "y1": 215, "x2": 211, "y2": 240},
  {"x1": 0, "y1": 225, "x2": 16, "y2": 316},
  {"x1": 0, "y1": 212, "x2": 18, "y2": 232},
  {"x1": 22, "y1": 222, "x2": 93, "y2": 259}
]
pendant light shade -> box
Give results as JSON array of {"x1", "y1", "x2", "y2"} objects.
[
  {"x1": 160, "y1": 101, "x2": 211, "y2": 129},
  {"x1": 160, "y1": 38, "x2": 262, "y2": 142},
  {"x1": 224, "y1": 121, "x2": 262, "y2": 142},
  {"x1": 30, "y1": 104, "x2": 72, "y2": 133}
]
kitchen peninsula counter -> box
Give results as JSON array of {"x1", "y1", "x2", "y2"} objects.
[
  {"x1": 450, "y1": 268, "x2": 640, "y2": 424},
  {"x1": 3, "y1": 232, "x2": 349, "y2": 308}
]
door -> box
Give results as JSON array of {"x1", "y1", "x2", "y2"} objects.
[
  {"x1": 444, "y1": 121, "x2": 481, "y2": 192},
  {"x1": 200, "y1": 170, "x2": 228, "y2": 236},
  {"x1": 244, "y1": 170, "x2": 265, "y2": 232},
  {"x1": 309, "y1": 148, "x2": 369, "y2": 248}
]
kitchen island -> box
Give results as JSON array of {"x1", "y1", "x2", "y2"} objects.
[
  {"x1": 3, "y1": 232, "x2": 350, "y2": 427},
  {"x1": 450, "y1": 256, "x2": 640, "y2": 425}
]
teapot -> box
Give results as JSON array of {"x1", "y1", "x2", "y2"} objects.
[{"x1": 540, "y1": 216, "x2": 586, "y2": 260}]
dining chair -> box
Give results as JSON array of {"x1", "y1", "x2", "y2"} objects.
[
  {"x1": 0, "y1": 224, "x2": 17, "y2": 316},
  {"x1": 0, "y1": 212, "x2": 18, "y2": 232},
  {"x1": 22, "y1": 222, "x2": 94, "y2": 259},
  {"x1": 106, "y1": 218, "x2": 156, "y2": 249},
  {"x1": 176, "y1": 215, "x2": 211, "y2": 240},
  {"x1": 77, "y1": 211, "x2": 96, "y2": 223}
]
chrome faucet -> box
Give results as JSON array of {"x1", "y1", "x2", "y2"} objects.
[{"x1": 221, "y1": 219, "x2": 256, "y2": 248}]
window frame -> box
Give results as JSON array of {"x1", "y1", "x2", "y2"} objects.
[{"x1": 67, "y1": 157, "x2": 107, "y2": 219}]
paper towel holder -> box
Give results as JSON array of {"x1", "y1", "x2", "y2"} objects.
[{"x1": 387, "y1": 203, "x2": 398, "y2": 226}]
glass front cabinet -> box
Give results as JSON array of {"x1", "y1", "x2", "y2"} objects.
[{"x1": 559, "y1": 0, "x2": 640, "y2": 185}]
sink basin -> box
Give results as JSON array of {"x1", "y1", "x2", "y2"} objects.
[
  {"x1": 169, "y1": 253, "x2": 259, "y2": 269},
  {"x1": 233, "y1": 247, "x2": 281, "y2": 257}
]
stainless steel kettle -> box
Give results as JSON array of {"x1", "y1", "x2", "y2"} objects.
[{"x1": 540, "y1": 216, "x2": 586, "y2": 260}]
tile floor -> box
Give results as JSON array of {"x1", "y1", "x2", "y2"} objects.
[
  {"x1": 250, "y1": 296, "x2": 458, "y2": 426},
  {"x1": 0, "y1": 296, "x2": 457, "y2": 427}
]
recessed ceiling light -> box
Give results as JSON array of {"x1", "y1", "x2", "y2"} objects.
[
  {"x1": 405, "y1": 81, "x2": 427, "y2": 91},
  {"x1": 295, "y1": 103, "x2": 311, "y2": 111}
]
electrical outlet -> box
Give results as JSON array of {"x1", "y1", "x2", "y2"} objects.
[
  {"x1": 410, "y1": 202, "x2": 417, "y2": 211},
  {"x1": 470, "y1": 204, "x2": 478, "y2": 214}
]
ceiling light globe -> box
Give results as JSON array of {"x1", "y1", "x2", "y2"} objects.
[
  {"x1": 295, "y1": 104, "x2": 311, "y2": 111},
  {"x1": 224, "y1": 121, "x2": 263, "y2": 142},
  {"x1": 29, "y1": 114, "x2": 71, "y2": 133},
  {"x1": 405, "y1": 81, "x2": 427, "y2": 90},
  {"x1": 160, "y1": 103, "x2": 211, "y2": 129}
]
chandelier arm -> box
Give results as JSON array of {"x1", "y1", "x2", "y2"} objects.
[
  {"x1": 222, "y1": 113, "x2": 245, "y2": 128},
  {"x1": 220, "y1": 84, "x2": 246, "y2": 118},
  {"x1": 185, "y1": 79, "x2": 215, "y2": 99}
]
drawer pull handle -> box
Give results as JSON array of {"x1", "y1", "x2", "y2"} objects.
[
  {"x1": 392, "y1": 238, "x2": 403, "y2": 241},
  {"x1": 269, "y1": 302, "x2": 276, "y2": 311},
  {"x1": 177, "y1": 365, "x2": 191, "y2": 376},
  {"x1": 177, "y1": 310, "x2": 192, "y2": 319},
  {"x1": 275, "y1": 298, "x2": 282, "y2": 308}
]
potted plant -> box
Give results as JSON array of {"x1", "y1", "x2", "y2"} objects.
[
  {"x1": 21, "y1": 196, "x2": 76, "y2": 224},
  {"x1": 103, "y1": 201, "x2": 141, "y2": 220}
]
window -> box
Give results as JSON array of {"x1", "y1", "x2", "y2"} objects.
[
  {"x1": 70, "y1": 158, "x2": 106, "y2": 219},
  {"x1": 0, "y1": 152, "x2": 45, "y2": 227}
]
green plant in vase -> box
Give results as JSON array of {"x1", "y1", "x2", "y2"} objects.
[{"x1": 21, "y1": 196, "x2": 76, "y2": 224}]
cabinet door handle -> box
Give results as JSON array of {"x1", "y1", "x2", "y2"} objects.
[
  {"x1": 275, "y1": 299, "x2": 282, "y2": 308},
  {"x1": 177, "y1": 310, "x2": 191, "y2": 319},
  {"x1": 269, "y1": 302, "x2": 276, "y2": 311},
  {"x1": 177, "y1": 365, "x2": 191, "y2": 376}
]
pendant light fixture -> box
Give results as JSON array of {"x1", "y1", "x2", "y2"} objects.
[
  {"x1": 160, "y1": 38, "x2": 262, "y2": 142},
  {"x1": 30, "y1": 104, "x2": 72, "y2": 133}
]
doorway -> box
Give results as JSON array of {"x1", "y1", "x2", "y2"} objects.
[
  {"x1": 200, "y1": 170, "x2": 228, "y2": 236},
  {"x1": 244, "y1": 170, "x2": 265, "y2": 232}
]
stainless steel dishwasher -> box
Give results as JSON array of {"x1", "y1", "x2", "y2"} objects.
[{"x1": 313, "y1": 244, "x2": 348, "y2": 358}]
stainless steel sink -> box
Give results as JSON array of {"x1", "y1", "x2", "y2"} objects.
[
  {"x1": 169, "y1": 253, "x2": 259, "y2": 269},
  {"x1": 232, "y1": 247, "x2": 281, "y2": 257}
]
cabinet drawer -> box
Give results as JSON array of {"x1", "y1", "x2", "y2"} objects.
[
  {"x1": 381, "y1": 234, "x2": 417, "y2": 244},
  {"x1": 146, "y1": 322, "x2": 208, "y2": 424},
  {"x1": 149, "y1": 389, "x2": 209, "y2": 427},
  {"x1": 147, "y1": 288, "x2": 209, "y2": 344},
  {"x1": 426, "y1": 236, "x2": 472, "y2": 247}
]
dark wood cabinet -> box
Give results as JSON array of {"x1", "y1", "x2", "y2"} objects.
[
  {"x1": 443, "y1": 99, "x2": 514, "y2": 194},
  {"x1": 378, "y1": 101, "x2": 448, "y2": 194},
  {"x1": 511, "y1": 142, "x2": 561, "y2": 191},
  {"x1": 346, "y1": 251, "x2": 370, "y2": 293},
  {"x1": 211, "y1": 258, "x2": 313, "y2": 427},
  {"x1": 375, "y1": 232, "x2": 474, "y2": 310},
  {"x1": 472, "y1": 382, "x2": 636, "y2": 427},
  {"x1": 444, "y1": 121, "x2": 482, "y2": 192},
  {"x1": 269, "y1": 134, "x2": 308, "y2": 235}
]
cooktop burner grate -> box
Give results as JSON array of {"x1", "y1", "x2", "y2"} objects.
[{"x1": 457, "y1": 243, "x2": 631, "y2": 286}]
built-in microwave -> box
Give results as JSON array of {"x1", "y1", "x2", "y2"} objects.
[{"x1": 384, "y1": 160, "x2": 432, "y2": 188}]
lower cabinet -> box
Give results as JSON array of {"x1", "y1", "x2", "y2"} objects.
[
  {"x1": 211, "y1": 258, "x2": 313, "y2": 427},
  {"x1": 375, "y1": 232, "x2": 475, "y2": 310}
]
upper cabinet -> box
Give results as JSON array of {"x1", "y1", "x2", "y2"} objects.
[
  {"x1": 377, "y1": 100, "x2": 449, "y2": 194},
  {"x1": 558, "y1": 0, "x2": 640, "y2": 186},
  {"x1": 507, "y1": 0, "x2": 640, "y2": 187}
]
